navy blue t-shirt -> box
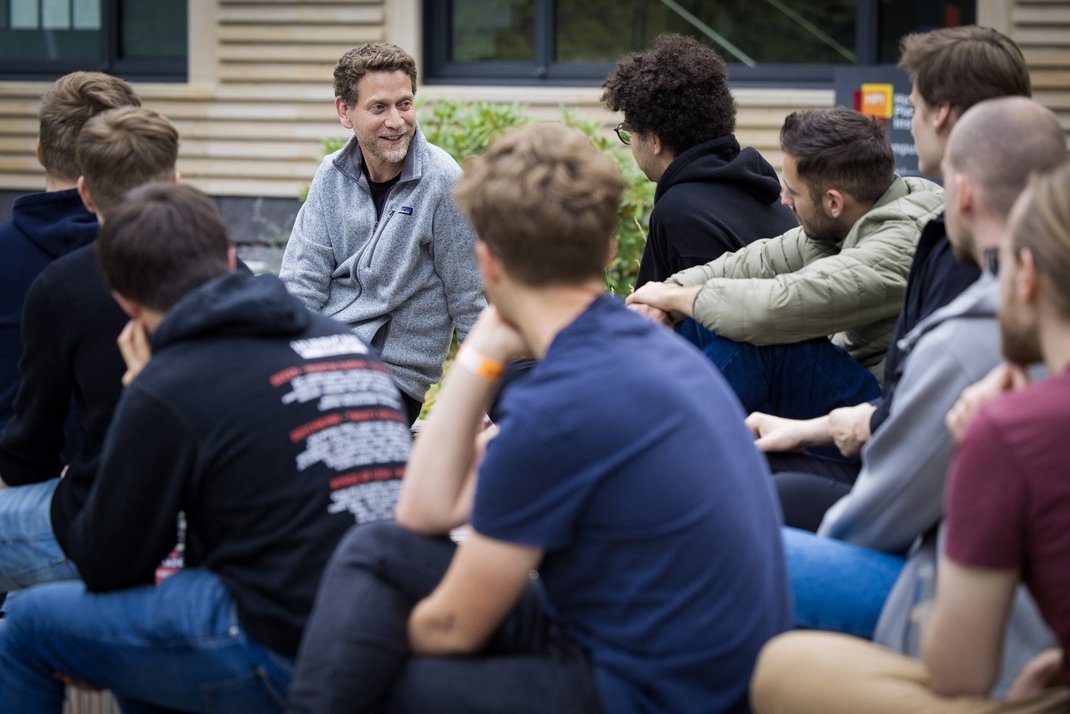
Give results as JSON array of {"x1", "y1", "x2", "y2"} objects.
[{"x1": 471, "y1": 295, "x2": 793, "y2": 714}]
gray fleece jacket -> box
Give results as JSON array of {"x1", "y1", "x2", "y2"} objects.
[
  {"x1": 280, "y1": 126, "x2": 485, "y2": 401},
  {"x1": 817, "y1": 273, "x2": 1001, "y2": 553}
]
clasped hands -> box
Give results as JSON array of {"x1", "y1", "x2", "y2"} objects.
[{"x1": 624, "y1": 282, "x2": 701, "y2": 328}]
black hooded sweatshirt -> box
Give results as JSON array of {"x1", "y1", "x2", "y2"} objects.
[
  {"x1": 63, "y1": 271, "x2": 411, "y2": 657},
  {"x1": 635, "y1": 135, "x2": 798, "y2": 288}
]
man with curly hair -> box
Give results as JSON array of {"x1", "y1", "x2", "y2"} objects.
[
  {"x1": 280, "y1": 43, "x2": 485, "y2": 424},
  {"x1": 602, "y1": 33, "x2": 797, "y2": 288}
]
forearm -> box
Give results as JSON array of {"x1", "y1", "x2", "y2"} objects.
[{"x1": 394, "y1": 363, "x2": 493, "y2": 535}]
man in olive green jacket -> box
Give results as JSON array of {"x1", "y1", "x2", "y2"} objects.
[{"x1": 627, "y1": 108, "x2": 943, "y2": 420}]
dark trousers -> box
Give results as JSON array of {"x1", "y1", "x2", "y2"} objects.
[
  {"x1": 285, "y1": 522, "x2": 603, "y2": 714},
  {"x1": 766, "y1": 452, "x2": 859, "y2": 533},
  {"x1": 676, "y1": 319, "x2": 881, "y2": 421}
]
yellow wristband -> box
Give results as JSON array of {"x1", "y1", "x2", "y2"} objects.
[{"x1": 456, "y1": 346, "x2": 506, "y2": 382}]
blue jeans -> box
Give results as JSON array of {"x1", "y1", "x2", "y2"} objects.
[
  {"x1": 676, "y1": 319, "x2": 881, "y2": 421},
  {"x1": 0, "y1": 478, "x2": 79, "y2": 590},
  {"x1": 783, "y1": 527, "x2": 905, "y2": 639},
  {"x1": 0, "y1": 568, "x2": 293, "y2": 713}
]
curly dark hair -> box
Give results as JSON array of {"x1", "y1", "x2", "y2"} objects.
[{"x1": 601, "y1": 33, "x2": 735, "y2": 156}]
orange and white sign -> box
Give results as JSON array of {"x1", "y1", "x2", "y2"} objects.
[{"x1": 860, "y1": 83, "x2": 894, "y2": 120}]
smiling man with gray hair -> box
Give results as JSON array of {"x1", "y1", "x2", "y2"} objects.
[{"x1": 280, "y1": 43, "x2": 485, "y2": 424}]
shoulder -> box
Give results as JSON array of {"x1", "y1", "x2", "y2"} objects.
[{"x1": 417, "y1": 135, "x2": 463, "y2": 184}]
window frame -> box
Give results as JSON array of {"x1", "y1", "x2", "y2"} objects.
[
  {"x1": 0, "y1": 0, "x2": 187, "y2": 82},
  {"x1": 423, "y1": 0, "x2": 885, "y2": 88}
]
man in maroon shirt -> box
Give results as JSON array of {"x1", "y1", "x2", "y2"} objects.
[{"x1": 748, "y1": 159, "x2": 1070, "y2": 713}]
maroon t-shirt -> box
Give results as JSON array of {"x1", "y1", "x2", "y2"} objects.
[{"x1": 945, "y1": 367, "x2": 1070, "y2": 683}]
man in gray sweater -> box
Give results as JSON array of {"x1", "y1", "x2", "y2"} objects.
[{"x1": 280, "y1": 43, "x2": 485, "y2": 423}]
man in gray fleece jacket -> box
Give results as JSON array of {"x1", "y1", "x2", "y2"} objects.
[{"x1": 280, "y1": 44, "x2": 485, "y2": 423}]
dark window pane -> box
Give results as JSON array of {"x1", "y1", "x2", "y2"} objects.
[
  {"x1": 555, "y1": 0, "x2": 857, "y2": 66},
  {"x1": 120, "y1": 0, "x2": 186, "y2": 59},
  {"x1": 0, "y1": 0, "x2": 101, "y2": 61},
  {"x1": 877, "y1": 0, "x2": 975, "y2": 63},
  {"x1": 451, "y1": 0, "x2": 534, "y2": 62}
]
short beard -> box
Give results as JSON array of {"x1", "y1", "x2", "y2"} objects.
[
  {"x1": 357, "y1": 126, "x2": 413, "y2": 167},
  {"x1": 998, "y1": 313, "x2": 1042, "y2": 364},
  {"x1": 799, "y1": 209, "x2": 845, "y2": 244}
]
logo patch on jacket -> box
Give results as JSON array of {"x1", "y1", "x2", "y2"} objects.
[{"x1": 398, "y1": 206, "x2": 413, "y2": 215}]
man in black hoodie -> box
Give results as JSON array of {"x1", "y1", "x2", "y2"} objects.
[
  {"x1": 0, "y1": 107, "x2": 178, "y2": 594},
  {"x1": 0, "y1": 71, "x2": 140, "y2": 432},
  {"x1": 0, "y1": 184, "x2": 410, "y2": 713},
  {"x1": 602, "y1": 33, "x2": 797, "y2": 288}
]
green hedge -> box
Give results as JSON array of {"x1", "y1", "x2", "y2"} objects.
[{"x1": 311, "y1": 99, "x2": 654, "y2": 295}]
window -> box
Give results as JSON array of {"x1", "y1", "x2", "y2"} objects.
[
  {"x1": 424, "y1": 0, "x2": 975, "y2": 86},
  {"x1": 0, "y1": 0, "x2": 187, "y2": 80}
]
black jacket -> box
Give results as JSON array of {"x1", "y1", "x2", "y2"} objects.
[
  {"x1": 870, "y1": 214, "x2": 981, "y2": 431},
  {"x1": 635, "y1": 135, "x2": 798, "y2": 287},
  {"x1": 0, "y1": 244, "x2": 127, "y2": 540},
  {"x1": 0, "y1": 189, "x2": 97, "y2": 432},
  {"x1": 64, "y1": 271, "x2": 411, "y2": 657}
]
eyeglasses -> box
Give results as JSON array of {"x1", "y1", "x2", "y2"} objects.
[{"x1": 614, "y1": 122, "x2": 631, "y2": 146}]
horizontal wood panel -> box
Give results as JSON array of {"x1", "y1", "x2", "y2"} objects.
[
  {"x1": 1014, "y1": 5, "x2": 1070, "y2": 23},
  {"x1": 219, "y1": 44, "x2": 360, "y2": 62},
  {"x1": 1012, "y1": 27, "x2": 1070, "y2": 46},
  {"x1": 218, "y1": 24, "x2": 383, "y2": 44},
  {"x1": 219, "y1": 63, "x2": 335, "y2": 82},
  {"x1": 218, "y1": 5, "x2": 383, "y2": 24}
]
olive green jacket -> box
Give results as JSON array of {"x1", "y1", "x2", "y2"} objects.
[{"x1": 665, "y1": 176, "x2": 944, "y2": 379}]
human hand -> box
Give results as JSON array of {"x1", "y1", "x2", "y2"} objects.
[
  {"x1": 745, "y1": 412, "x2": 827, "y2": 453},
  {"x1": 626, "y1": 302, "x2": 674, "y2": 328},
  {"x1": 463, "y1": 305, "x2": 531, "y2": 364},
  {"x1": 117, "y1": 318, "x2": 152, "y2": 387},
  {"x1": 1008, "y1": 648, "x2": 1063, "y2": 700},
  {"x1": 828, "y1": 402, "x2": 877, "y2": 458},
  {"x1": 625, "y1": 282, "x2": 699, "y2": 318},
  {"x1": 945, "y1": 364, "x2": 1030, "y2": 441}
]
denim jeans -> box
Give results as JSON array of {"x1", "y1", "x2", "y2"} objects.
[
  {"x1": 0, "y1": 568, "x2": 293, "y2": 714},
  {"x1": 783, "y1": 527, "x2": 905, "y2": 639},
  {"x1": 286, "y1": 521, "x2": 602, "y2": 714},
  {"x1": 676, "y1": 319, "x2": 881, "y2": 421},
  {"x1": 0, "y1": 478, "x2": 79, "y2": 590}
]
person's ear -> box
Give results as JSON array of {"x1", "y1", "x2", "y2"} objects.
[
  {"x1": 111, "y1": 291, "x2": 141, "y2": 319},
  {"x1": 35, "y1": 137, "x2": 44, "y2": 169},
  {"x1": 475, "y1": 240, "x2": 501, "y2": 286},
  {"x1": 76, "y1": 176, "x2": 97, "y2": 214},
  {"x1": 227, "y1": 246, "x2": 237, "y2": 272},
  {"x1": 172, "y1": 170, "x2": 180, "y2": 185},
  {"x1": 956, "y1": 173, "x2": 973, "y2": 217},
  {"x1": 1018, "y1": 247, "x2": 1039, "y2": 305},
  {"x1": 650, "y1": 133, "x2": 664, "y2": 156},
  {"x1": 605, "y1": 238, "x2": 617, "y2": 269},
  {"x1": 824, "y1": 188, "x2": 846, "y2": 219},
  {"x1": 934, "y1": 102, "x2": 954, "y2": 137},
  {"x1": 336, "y1": 97, "x2": 354, "y2": 130}
]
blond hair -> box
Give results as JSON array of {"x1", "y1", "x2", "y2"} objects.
[
  {"x1": 1012, "y1": 162, "x2": 1070, "y2": 317},
  {"x1": 38, "y1": 71, "x2": 141, "y2": 182},
  {"x1": 334, "y1": 43, "x2": 417, "y2": 107},
  {"x1": 76, "y1": 107, "x2": 179, "y2": 219},
  {"x1": 453, "y1": 123, "x2": 624, "y2": 287}
]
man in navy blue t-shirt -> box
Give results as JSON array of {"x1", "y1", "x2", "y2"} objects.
[{"x1": 286, "y1": 123, "x2": 792, "y2": 714}]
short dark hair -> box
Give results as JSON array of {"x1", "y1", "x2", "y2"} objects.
[
  {"x1": 76, "y1": 106, "x2": 179, "y2": 219},
  {"x1": 334, "y1": 43, "x2": 418, "y2": 107},
  {"x1": 899, "y1": 26, "x2": 1030, "y2": 116},
  {"x1": 453, "y1": 123, "x2": 624, "y2": 288},
  {"x1": 780, "y1": 108, "x2": 895, "y2": 204},
  {"x1": 601, "y1": 33, "x2": 735, "y2": 155},
  {"x1": 96, "y1": 184, "x2": 231, "y2": 312},
  {"x1": 38, "y1": 71, "x2": 141, "y2": 182}
]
